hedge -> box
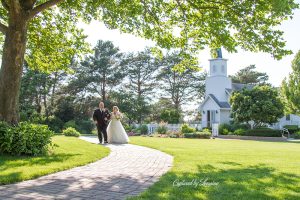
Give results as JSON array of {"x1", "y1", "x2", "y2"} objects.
[{"x1": 243, "y1": 128, "x2": 282, "y2": 137}]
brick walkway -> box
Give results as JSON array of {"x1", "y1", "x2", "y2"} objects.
[{"x1": 0, "y1": 136, "x2": 173, "y2": 200}]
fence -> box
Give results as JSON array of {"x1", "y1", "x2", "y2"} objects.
[{"x1": 145, "y1": 123, "x2": 202, "y2": 134}]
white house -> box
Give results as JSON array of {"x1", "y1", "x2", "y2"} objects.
[
  {"x1": 271, "y1": 114, "x2": 300, "y2": 129},
  {"x1": 199, "y1": 51, "x2": 253, "y2": 128},
  {"x1": 199, "y1": 50, "x2": 300, "y2": 129}
]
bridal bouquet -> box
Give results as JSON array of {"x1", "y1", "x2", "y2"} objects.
[{"x1": 115, "y1": 112, "x2": 122, "y2": 120}]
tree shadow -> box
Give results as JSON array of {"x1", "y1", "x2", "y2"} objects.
[
  {"x1": 131, "y1": 163, "x2": 300, "y2": 200},
  {"x1": 0, "y1": 173, "x2": 158, "y2": 200},
  {"x1": 0, "y1": 153, "x2": 80, "y2": 170},
  {"x1": 0, "y1": 153, "x2": 80, "y2": 185}
]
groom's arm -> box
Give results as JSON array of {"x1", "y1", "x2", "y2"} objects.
[
  {"x1": 92, "y1": 110, "x2": 98, "y2": 123},
  {"x1": 106, "y1": 109, "x2": 111, "y2": 120}
]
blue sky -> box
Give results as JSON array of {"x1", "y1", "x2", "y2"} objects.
[{"x1": 80, "y1": 3, "x2": 300, "y2": 87}]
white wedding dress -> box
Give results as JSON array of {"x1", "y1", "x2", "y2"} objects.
[{"x1": 107, "y1": 112, "x2": 130, "y2": 144}]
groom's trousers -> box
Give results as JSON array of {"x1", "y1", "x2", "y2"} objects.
[{"x1": 97, "y1": 124, "x2": 108, "y2": 143}]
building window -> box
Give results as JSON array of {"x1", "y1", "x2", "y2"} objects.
[
  {"x1": 213, "y1": 65, "x2": 216, "y2": 72},
  {"x1": 221, "y1": 65, "x2": 225, "y2": 73},
  {"x1": 286, "y1": 114, "x2": 290, "y2": 121}
]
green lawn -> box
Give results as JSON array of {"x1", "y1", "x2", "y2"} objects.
[
  {"x1": 129, "y1": 137, "x2": 300, "y2": 200},
  {"x1": 0, "y1": 135, "x2": 109, "y2": 185}
]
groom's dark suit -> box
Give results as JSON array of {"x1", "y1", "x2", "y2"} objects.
[{"x1": 93, "y1": 108, "x2": 111, "y2": 143}]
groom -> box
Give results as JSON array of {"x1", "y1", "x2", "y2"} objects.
[{"x1": 93, "y1": 102, "x2": 111, "y2": 144}]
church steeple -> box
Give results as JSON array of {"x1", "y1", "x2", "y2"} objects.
[
  {"x1": 205, "y1": 49, "x2": 231, "y2": 102},
  {"x1": 209, "y1": 48, "x2": 227, "y2": 77}
]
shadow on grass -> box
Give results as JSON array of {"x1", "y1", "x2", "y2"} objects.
[
  {"x1": 0, "y1": 153, "x2": 80, "y2": 185},
  {"x1": 0, "y1": 153, "x2": 80, "y2": 170},
  {"x1": 131, "y1": 163, "x2": 300, "y2": 200}
]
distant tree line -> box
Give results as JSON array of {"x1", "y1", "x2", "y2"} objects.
[{"x1": 19, "y1": 40, "x2": 207, "y2": 132}]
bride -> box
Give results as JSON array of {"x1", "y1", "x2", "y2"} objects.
[{"x1": 107, "y1": 106, "x2": 130, "y2": 144}]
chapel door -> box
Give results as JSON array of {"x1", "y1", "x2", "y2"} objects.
[{"x1": 207, "y1": 110, "x2": 211, "y2": 128}]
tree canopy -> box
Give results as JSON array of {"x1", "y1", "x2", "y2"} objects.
[
  {"x1": 230, "y1": 85, "x2": 284, "y2": 127},
  {"x1": 0, "y1": 0, "x2": 298, "y2": 71},
  {"x1": 281, "y1": 50, "x2": 300, "y2": 114},
  {"x1": 0, "y1": 0, "x2": 299, "y2": 123}
]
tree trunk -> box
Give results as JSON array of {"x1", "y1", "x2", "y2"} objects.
[
  {"x1": 0, "y1": 8, "x2": 28, "y2": 124},
  {"x1": 43, "y1": 81, "x2": 49, "y2": 118},
  {"x1": 50, "y1": 72, "x2": 58, "y2": 109}
]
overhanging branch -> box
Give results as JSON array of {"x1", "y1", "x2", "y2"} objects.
[
  {"x1": 0, "y1": 22, "x2": 8, "y2": 34},
  {"x1": 27, "y1": 0, "x2": 65, "y2": 20},
  {"x1": 1, "y1": 0, "x2": 9, "y2": 10}
]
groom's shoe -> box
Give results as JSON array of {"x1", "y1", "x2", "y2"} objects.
[{"x1": 104, "y1": 141, "x2": 108, "y2": 144}]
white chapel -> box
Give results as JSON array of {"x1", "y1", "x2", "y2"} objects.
[{"x1": 199, "y1": 50, "x2": 252, "y2": 128}]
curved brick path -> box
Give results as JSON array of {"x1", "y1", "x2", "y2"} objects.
[{"x1": 0, "y1": 136, "x2": 173, "y2": 200}]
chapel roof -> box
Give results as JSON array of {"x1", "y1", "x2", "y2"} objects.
[{"x1": 208, "y1": 94, "x2": 231, "y2": 109}]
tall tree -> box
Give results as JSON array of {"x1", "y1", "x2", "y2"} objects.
[
  {"x1": 67, "y1": 40, "x2": 125, "y2": 102},
  {"x1": 157, "y1": 52, "x2": 206, "y2": 110},
  {"x1": 281, "y1": 50, "x2": 300, "y2": 114},
  {"x1": 0, "y1": 0, "x2": 298, "y2": 123},
  {"x1": 123, "y1": 48, "x2": 160, "y2": 123},
  {"x1": 230, "y1": 65, "x2": 269, "y2": 85},
  {"x1": 20, "y1": 64, "x2": 66, "y2": 117},
  {"x1": 230, "y1": 85, "x2": 284, "y2": 127}
]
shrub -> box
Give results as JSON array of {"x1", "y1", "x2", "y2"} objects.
[
  {"x1": 181, "y1": 124, "x2": 196, "y2": 133},
  {"x1": 202, "y1": 128, "x2": 211, "y2": 133},
  {"x1": 0, "y1": 121, "x2": 54, "y2": 156},
  {"x1": 0, "y1": 121, "x2": 13, "y2": 153},
  {"x1": 63, "y1": 127, "x2": 81, "y2": 137},
  {"x1": 124, "y1": 124, "x2": 134, "y2": 132},
  {"x1": 219, "y1": 124, "x2": 233, "y2": 134},
  {"x1": 63, "y1": 120, "x2": 77, "y2": 129},
  {"x1": 195, "y1": 132, "x2": 211, "y2": 139},
  {"x1": 140, "y1": 125, "x2": 148, "y2": 135},
  {"x1": 222, "y1": 128, "x2": 229, "y2": 135},
  {"x1": 132, "y1": 128, "x2": 141, "y2": 135},
  {"x1": 156, "y1": 122, "x2": 168, "y2": 134},
  {"x1": 234, "y1": 128, "x2": 246, "y2": 135},
  {"x1": 45, "y1": 116, "x2": 64, "y2": 133},
  {"x1": 244, "y1": 128, "x2": 281, "y2": 137},
  {"x1": 76, "y1": 120, "x2": 94, "y2": 134},
  {"x1": 283, "y1": 125, "x2": 299, "y2": 134},
  {"x1": 156, "y1": 126, "x2": 167, "y2": 134},
  {"x1": 294, "y1": 131, "x2": 300, "y2": 139},
  {"x1": 167, "y1": 130, "x2": 182, "y2": 138},
  {"x1": 183, "y1": 132, "x2": 193, "y2": 138},
  {"x1": 184, "y1": 132, "x2": 211, "y2": 139}
]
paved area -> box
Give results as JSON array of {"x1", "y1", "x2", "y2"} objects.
[{"x1": 0, "y1": 136, "x2": 173, "y2": 200}]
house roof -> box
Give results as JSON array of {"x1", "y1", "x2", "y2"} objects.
[
  {"x1": 225, "y1": 88, "x2": 232, "y2": 95},
  {"x1": 208, "y1": 94, "x2": 231, "y2": 109},
  {"x1": 200, "y1": 94, "x2": 231, "y2": 110},
  {"x1": 232, "y1": 83, "x2": 254, "y2": 91}
]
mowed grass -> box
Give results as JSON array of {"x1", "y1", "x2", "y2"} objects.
[
  {"x1": 129, "y1": 137, "x2": 300, "y2": 200},
  {"x1": 0, "y1": 136, "x2": 110, "y2": 185}
]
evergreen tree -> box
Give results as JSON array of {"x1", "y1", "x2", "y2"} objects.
[
  {"x1": 230, "y1": 65, "x2": 269, "y2": 85},
  {"x1": 67, "y1": 40, "x2": 125, "y2": 102},
  {"x1": 157, "y1": 52, "x2": 206, "y2": 111},
  {"x1": 281, "y1": 50, "x2": 300, "y2": 114},
  {"x1": 123, "y1": 49, "x2": 160, "y2": 123}
]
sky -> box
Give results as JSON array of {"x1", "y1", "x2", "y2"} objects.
[{"x1": 80, "y1": 3, "x2": 300, "y2": 87}]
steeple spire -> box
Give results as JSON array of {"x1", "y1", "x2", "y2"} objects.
[{"x1": 216, "y1": 48, "x2": 222, "y2": 58}]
